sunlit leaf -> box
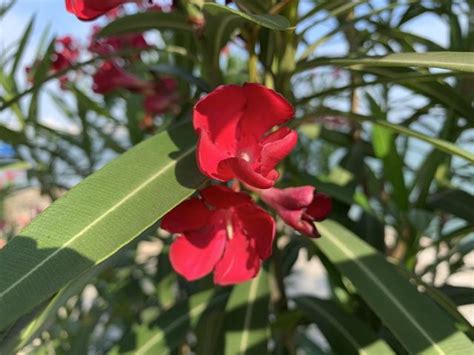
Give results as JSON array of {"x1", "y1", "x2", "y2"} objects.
[{"x1": 0, "y1": 122, "x2": 206, "y2": 330}]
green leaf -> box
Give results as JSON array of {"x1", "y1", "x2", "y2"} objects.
[
  {"x1": 367, "y1": 94, "x2": 409, "y2": 211},
  {"x1": 116, "y1": 289, "x2": 230, "y2": 354},
  {"x1": 0, "y1": 0, "x2": 15, "y2": 18},
  {"x1": 99, "y1": 12, "x2": 193, "y2": 38},
  {"x1": 314, "y1": 220, "x2": 474, "y2": 355},
  {"x1": 203, "y1": 3, "x2": 292, "y2": 30},
  {"x1": 0, "y1": 250, "x2": 125, "y2": 353},
  {"x1": 440, "y1": 286, "x2": 474, "y2": 306},
  {"x1": 372, "y1": 125, "x2": 393, "y2": 158},
  {"x1": 0, "y1": 122, "x2": 206, "y2": 330},
  {"x1": 427, "y1": 189, "x2": 474, "y2": 223},
  {"x1": 0, "y1": 126, "x2": 25, "y2": 145},
  {"x1": 358, "y1": 67, "x2": 474, "y2": 122},
  {"x1": 294, "y1": 297, "x2": 395, "y2": 354},
  {"x1": 315, "y1": 108, "x2": 474, "y2": 164},
  {"x1": 11, "y1": 17, "x2": 35, "y2": 77},
  {"x1": 222, "y1": 269, "x2": 270, "y2": 354},
  {"x1": 305, "y1": 52, "x2": 474, "y2": 73}
]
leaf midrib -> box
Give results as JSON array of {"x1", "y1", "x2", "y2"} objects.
[
  {"x1": 239, "y1": 273, "x2": 261, "y2": 353},
  {"x1": 0, "y1": 146, "x2": 196, "y2": 301},
  {"x1": 319, "y1": 225, "x2": 445, "y2": 355}
]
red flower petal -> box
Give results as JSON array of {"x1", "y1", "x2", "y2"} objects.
[
  {"x1": 259, "y1": 186, "x2": 325, "y2": 237},
  {"x1": 194, "y1": 84, "x2": 245, "y2": 156},
  {"x1": 195, "y1": 131, "x2": 234, "y2": 181},
  {"x1": 306, "y1": 192, "x2": 332, "y2": 221},
  {"x1": 170, "y1": 227, "x2": 227, "y2": 282},
  {"x1": 213, "y1": 218, "x2": 261, "y2": 285},
  {"x1": 66, "y1": 0, "x2": 74, "y2": 12},
  {"x1": 200, "y1": 185, "x2": 251, "y2": 209},
  {"x1": 66, "y1": 0, "x2": 132, "y2": 20},
  {"x1": 261, "y1": 186, "x2": 315, "y2": 210},
  {"x1": 281, "y1": 208, "x2": 317, "y2": 237},
  {"x1": 237, "y1": 204, "x2": 275, "y2": 260},
  {"x1": 92, "y1": 61, "x2": 148, "y2": 94},
  {"x1": 238, "y1": 83, "x2": 294, "y2": 147},
  {"x1": 259, "y1": 128, "x2": 298, "y2": 176},
  {"x1": 219, "y1": 157, "x2": 276, "y2": 189},
  {"x1": 161, "y1": 198, "x2": 211, "y2": 233}
]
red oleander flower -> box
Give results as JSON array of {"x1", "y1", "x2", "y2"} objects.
[
  {"x1": 54, "y1": 36, "x2": 80, "y2": 68},
  {"x1": 144, "y1": 93, "x2": 175, "y2": 115},
  {"x1": 89, "y1": 25, "x2": 149, "y2": 56},
  {"x1": 193, "y1": 83, "x2": 297, "y2": 189},
  {"x1": 65, "y1": 0, "x2": 151, "y2": 21},
  {"x1": 161, "y1": 185, "x2": 275, "y2": 285},
  {"x1": 259, "y1": 187, "x2": 332, "y2": 237},
  {"x1": 92, "y1": 61, "x2": 149, "y2": 94},
  {"x1": 143, "y1": 77, "x2": 179, "y2": 115},
  {"x1": 26, "y1": 36, "x2": 79, "y2": 89}
]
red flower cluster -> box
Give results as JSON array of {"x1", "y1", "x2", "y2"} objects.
[
  {"x1": 92, "y1": 60, "x2": 178, "y2": 118},
  {"x1": 162, "y1": 186, "x2": 274, "y2": 285},
  {"x1": 162, "y1": 84, "x2": 332, "y2": 285},
  {"x1": 26, "y1": 36, "x2": 79, "y2": 89},
  {"x1": 89, "y1": 26, "x2": 149, "y2": 56},
  {"x1": 88, "y1": 25, "x2": 177, "y2": 120},
  {"x1": 62, "y1": 1, "x2": 332, "y2": 285},
  {"x1": 92, "y1": 61, "x2": 148, "y2": 94}
]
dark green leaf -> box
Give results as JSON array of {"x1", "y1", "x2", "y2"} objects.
[
  {"x1": 295, "y1": 297, "x2": 395, "y2": 354},
  {"x1": 203, "y1": 3, "x2": 292, "y2": 30},
  {"x1": 315, "y1": 220, "x2": 473, "y2": 354}
]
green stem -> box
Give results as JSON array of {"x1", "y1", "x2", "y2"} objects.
[
  {"x1": 246, "y1": 29, "x2": 259, "y2": 83},
  {"x1": 271, "y1": 241, "x2": 288, "y2": 311}
]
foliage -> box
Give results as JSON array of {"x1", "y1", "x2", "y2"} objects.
[{"x1": 0, "y1": 0, "x2": 473, "y2": 354}]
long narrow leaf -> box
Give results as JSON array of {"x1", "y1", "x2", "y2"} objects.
[
  {"x1": 116, "y1": 290, "x2": 230, "y2": 354},
  {"x1": 295, "y1": 297, "x2": 395, "y2": 354},
  {"x1": 0, "y1": 122, "x2": 206, "y2": 330},
  {"x1": 223, "y1": 269, "x2": 270, "y2": 354},
  {"x1": 299, "y1": 52, "x2": 474, "y2": 73},
  {"x1": 312, "y1": 108, "x2": 474, "y2": 164},
  {"x1": 315, "y1": 220, "x2": 473, "y2": 354}
]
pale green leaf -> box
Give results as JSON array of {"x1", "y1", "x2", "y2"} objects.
[{"x1": 335, "y1": 52, "x2": 474, "y2": 73}]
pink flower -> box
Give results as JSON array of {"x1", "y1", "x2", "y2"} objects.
[
  {"x1": 193, "y1": 83, "x2": 297, "y2": 189},
  {"x1": 161, "y1": 185, "x2": 275, "y2": 285},
  {"x1": 143, "y1": 77, "x2": 178, "y2": 115},
  {"x1": 259, "y1": 186, "x2": 332, "y2": 237},
  {"x1": 92, "y1": 61, "x2": 149, "y2": 94},
  {"x1": 89, "y1": 26, "x2": 149, "y2": 56}
]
